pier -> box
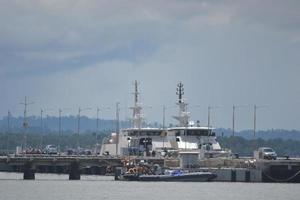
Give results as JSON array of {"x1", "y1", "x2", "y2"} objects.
[
  {"x1": 0, "y1": 155, "x2": 123, "y2": 180},
  {"x1": 0, "y1": 155, "x2": 165, "y2": 180},
  {"x1": 1, "y1": 155, "x2": 300, "y2": 182}
]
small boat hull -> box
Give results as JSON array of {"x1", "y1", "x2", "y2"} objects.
[{"x1": 122, "y1": 172, "x2": 217, "y2": 182}]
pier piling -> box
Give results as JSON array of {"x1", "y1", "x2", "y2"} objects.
[
  {"x1": 23, "y1": 162, "x2": 35, "y2": 180},
  {"x1": 69, "y1": 161, "x2": 80, "y2": 180}
]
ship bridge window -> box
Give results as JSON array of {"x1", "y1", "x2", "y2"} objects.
[
  {"x1": 128, "y1": 131, "x2": 162, "y2": 136},
  {"x1": 186, "y1": 130, "x2": 210, "y2": 136},
  {"x1": 139, "y1": 138, "x2": 152, "y2": 145}
]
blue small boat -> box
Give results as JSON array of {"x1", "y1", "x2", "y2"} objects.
[{"x1": 119, "y1": 169, "x2": 217, "y2": 182}]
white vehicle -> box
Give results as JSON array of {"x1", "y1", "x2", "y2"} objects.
[
  {"x1": 44, "y1": 145, "x2": 58, "y2": 155},
  {"x1": 256, "y1": 147, "x2": 277, "y2": 160}
]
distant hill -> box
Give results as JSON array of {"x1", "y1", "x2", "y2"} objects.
[
  {"x1": 0, "y1": 115, "x2": 132, "y2": 134},
  {"x1": 1, "y1": 116, "x2": 300, "y2": 141},
  {"x1": 215, "y1": 128, "x2": 300, "y2": 141}
]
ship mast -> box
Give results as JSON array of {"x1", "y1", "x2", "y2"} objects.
[
  {"x1": 131, "y1": 80, "x2": 143, "y2": 128},
  {"x1": 173, "y1": 82, "x2": 190, "y2": 127}
]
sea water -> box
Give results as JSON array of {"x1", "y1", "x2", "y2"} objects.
[{"x1": 0, "y1": 172, "x2": 299, "y2": 200}]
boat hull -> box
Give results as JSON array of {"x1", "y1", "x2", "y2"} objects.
[{"x1": 122, "y1": 172, "x2": 217, "y2": 182}]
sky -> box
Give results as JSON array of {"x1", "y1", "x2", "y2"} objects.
[{"x1": 0, "y1": 0, "x2": 300, "y2": 131}]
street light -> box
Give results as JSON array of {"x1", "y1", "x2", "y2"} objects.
[
  {"x1": 95, "y1": 106, "x2": 110, "y2": 154},
  {"x1": 58, "y1": 108, "x2": 71, "y2": 153},
  {"x1": 77, "y1": 107, "x2": 92, "y2": 150},
  {"x1": 96, "y1": 107, "x2": 110, "y2": 136},
  {"x1": 207, "y1": 105, "x2": 221, "y2": 129},
  {"x1": 232, "y1": 104, "x2": 248, "y2": 136},
  {"x1": 115, "y1": 103, "x2": 120, "y2": 156},
  {"x1": 6, "y1": 110, "x2": 11, "y2": 154},
  {"x1": 253, "y1": 105, "x2": 268, "y2": 138},
  {"x1": 20, "y1": 96, "x2": 34, "y2": 152},
  {"x1": 40, "y1": 108, "x2": 54, "y2": 149},
  {"x1": 162, "y1": 105, "x2": 176, "y2": 129}
]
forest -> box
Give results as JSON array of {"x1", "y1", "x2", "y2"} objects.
[{"x1": 1, "y1": 131, "x2": 300, "y2": 157}]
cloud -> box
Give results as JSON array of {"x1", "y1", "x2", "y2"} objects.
[
  {"x1": 2, "y1": 0, "x2": 299, "y2": 76},
  {"x1": 1, "y1": 0, "x2": 300, "y2": 129}
]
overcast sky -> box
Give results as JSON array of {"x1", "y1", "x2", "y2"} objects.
[{"x1": 1, "y1": 0, "x2": 300, "y2": 130}]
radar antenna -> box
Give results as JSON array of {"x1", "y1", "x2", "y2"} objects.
[
  {"x1": 173, "y1": 82, "x2": 190, "y2": 127},
  {"x1": 130, "y1": 80, "x2": 143, "y2": 128}
]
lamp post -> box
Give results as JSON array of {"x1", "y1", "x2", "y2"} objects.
[
  {"x1": 162, "y1": 105, "x2": 176, "y2": 129},
  {"x1": 6, "y1": 110, "x2": 11, "y2": 154},
  {"x1": 40, "y1": 108, "x2": 54, "y2": 149},
  {"x1": 20, "y1": 96, "x2": 34, "y2": 153},
  {"x1": 253, "y1": 105, "x2": 268, "y2": 138},
  {"x1": 77, "y1": 107, "x2": 92, "y2": 151},
  {"x1": 207, "y1": 106, "x2": 221, "y2": 135},
  {"x1": 59, "y1": 108, "x2": 62, "y2": 153},
  {"x1": 232, "y1": 105, "x2": 248, "y2": 137},
  {"x1": 58, "y1": 108, "x2": 71, "y2": 153},
  {"x1": 96, "y1": 106, "x2": 110, "y2": 144},
  {"x1": 115, "y1": 103, "x2": 120, "y2": 156}
]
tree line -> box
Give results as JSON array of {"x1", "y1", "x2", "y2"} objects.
[{"x1": 217, "y1": 136, "x2": 300, "y2": 157}]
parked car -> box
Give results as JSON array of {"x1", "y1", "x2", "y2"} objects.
[
  {"x1": 256, "y1": 147, "x2": 277, "y2": 160},
  {"x1": 44, "y1": 145, "x2": 58, "y2": 155}
]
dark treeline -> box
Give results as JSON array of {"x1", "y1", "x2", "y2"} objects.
[
  {"x1": 218, "y1": 136, "x2": 300, "y2": 157},
  {"x1": 2, "y1": 116, "x2": 300, "y2": 141},
  {"x1": 0, "y1": 115, "x2": 161, "y2": 134},
  {"x1": 215, "y1": 128, "x2": 300, "y2": 141},
  {"x1": 0, "y1": 115, "x2": 132, "y2": 134},
  {"x1": 0, "y1": 131, "x2": 110, "y2": 152},
  {"x1": 1, "y1": 131, "x2": 300, "y2": 157}
]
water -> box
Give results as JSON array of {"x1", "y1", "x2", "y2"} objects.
[{"x1": 0, "y1": 172, "x2": 299, "y2": 200}]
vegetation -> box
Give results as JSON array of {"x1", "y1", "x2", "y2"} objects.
[
  {"x1": 1, "y1": 131, "x2": 300, "y2": 157},
  {"x1": 218, "y1": 136, "x2": 300, "y2": 157},
  {"x1": 0, "y1": 131, "x2": 110, "y2": 153}
]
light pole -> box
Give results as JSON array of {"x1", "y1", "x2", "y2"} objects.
[
  {"x1": 58, "y1": 108, "x2": 71, "y2": 153},
  {"x1": 207, "y1": 106, "x2": 221, "y2": 135},
  {"x1": 6, "y1": 110, "x2": 11, "y2": 154},
  {"x1": 59, "y1": 108, "x2": 62, "y2": 153},
  {"x1": 40, "y1": 108, "x2": 54, "y2": 149},
  {"x1": 162, "y1": 105, "x2": 176, "y2": 129},
  {"x1": 96, "y1": 106, "x2": 110, "y2": 143},
  {"x1": 115, "y1": 103, "x2": 120, "y2": 156},
  {"x1": 20, "y1": 96, "x2": 34, "y2": 152},
  {"x1": 40, "y1": 109, "x2": 44, "y2": 149},
  {"x1": 232, "y1": 105, "x2": 248, "y2": 137},
  {"x1": 77, "y1": 107, "x2": 92, "y2": 151},
  {"x1": 163, "y1": 105, "x2": 166, "y2": 129},
  {"x1": 253, "y1": 105, "x2": 268, "y2": 138}
]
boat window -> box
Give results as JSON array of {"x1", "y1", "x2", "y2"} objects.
[
  {"x1": 186, "y1": 130, "x2": 210, "y2": 136},
  {"x1": 139, "y1": 138, "x2": 152, "y2": 145},
  {"x1": 127, "y1": 130, "x2": 162, "y2": 136}
]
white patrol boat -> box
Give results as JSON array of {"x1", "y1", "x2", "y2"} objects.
[
  {"x1": 168, "y1": 82, "x2": 230, "y2": 159},
  {"x1": 100, "y1": 81, "x2": 230, "y2": 159},
  {"x1": 100, "y1": 81, "x2": 171, "y2": 156}
]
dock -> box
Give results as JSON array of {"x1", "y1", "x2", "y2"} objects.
[{"x1": 1, "y1": 155, "x2": 300, "y2": 182}]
